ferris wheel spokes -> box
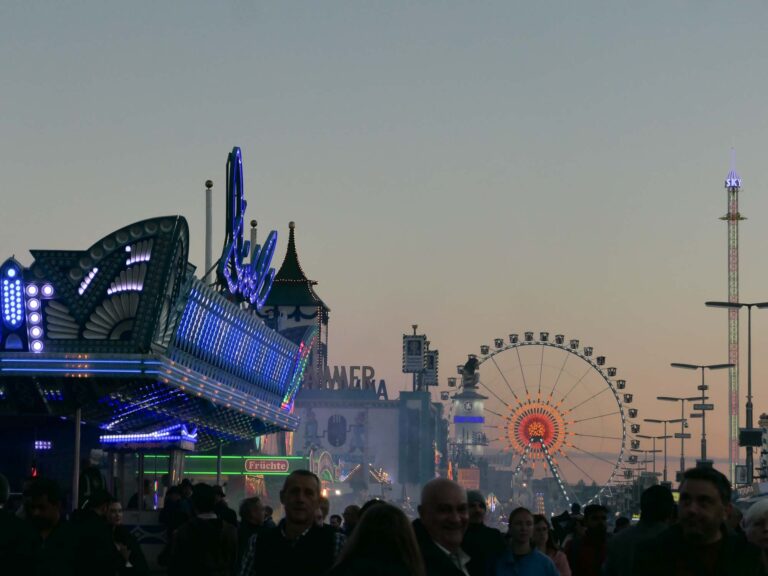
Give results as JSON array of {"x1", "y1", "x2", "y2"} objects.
[
  {"x1": 566, "y1": 386, "x2": 611, "y2": 413},
  {"x1": 514, "y1": 347, "x2": 530, "y2": 397},
  {"x1": 489, "y1": 355, "x2": 521, "y2": 403},
  {"x1": 557, "y1": 365, "x2": 593, "y2": 406},
  {"x1": 571, "y1": 410, "x2": 621, "y2": 424},
  {"x1": 549, "y1": 350, "x2": 571, "y2": 400}
]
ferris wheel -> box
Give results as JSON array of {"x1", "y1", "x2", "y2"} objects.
[{"x1": 457, "y1": 332, "x2": 639, "y2": 505}]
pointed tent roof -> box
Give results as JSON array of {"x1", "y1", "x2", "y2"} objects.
[{"x1": 264, "y1": 222, "x2": 330, "y2": 309}]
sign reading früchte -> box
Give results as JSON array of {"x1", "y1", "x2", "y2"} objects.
[{"x1": 244, "y1": 458, "x2": 290, "y2": 473}]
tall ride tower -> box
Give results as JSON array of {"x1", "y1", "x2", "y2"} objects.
[{"x1": 721, "y1": 155, "x2": 743, "y2": 483}]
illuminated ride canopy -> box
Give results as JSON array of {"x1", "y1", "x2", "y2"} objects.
[{"x1": 0, "y1": 215, "x2": 317, "y2": 450}]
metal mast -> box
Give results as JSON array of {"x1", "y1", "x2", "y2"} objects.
[{"x1": 721, "y1": 151, "x2": 743, "y2": 483}]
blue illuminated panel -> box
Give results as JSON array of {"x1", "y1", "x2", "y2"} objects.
[
  {"x1": 2, "y1": 265, "x2": 23, "y2": 329},
  {"x1": 173, "y1": 280, "x2": 297, "y2": 398},
  {"x1": 100, "y1": 423, "x2": 197, "y2": 445},
  {"x1": 453, "y1": 416, "x2": 485, "y2": 424}
]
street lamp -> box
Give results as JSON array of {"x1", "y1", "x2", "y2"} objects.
[
  {"x1": 643, "y1": 419, "x2": 683, "y2": 483},
  {"x1": 636, "y1": 433, "x2": 671, "y2": 479},
  {"x1": 631, "y1": 447, "x2": 661, "y2": 475},
  {"x1": 657, "y1": 396, "x2": 700, "y2": 480},
  {"x1": 706, "y1": 300, "x2": 768, "y2": 483},
  {"x1": 670, "y1": 362, "x2": 733, "y2": 465}
]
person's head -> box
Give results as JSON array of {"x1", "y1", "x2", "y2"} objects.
[
  {"x1": 343, "y1": 504, "x2": 361, "y2": 528},
  {"x1": 239, "y1": 497, "x2": 265, "y2": 527},
  {"x1": 107, "y1": 499, "x2": 123, "y2": 527},
  {"x1": 508, "y1": 507, "x2": 534, "y2": 548},
  {"x1": 360, "y1": 498, "x2": 385, "y2": 516},
  {"x1": 315, "y1": 495, "x2": 330, "y2": 525},
  {"x1": 640, "y1": 484, "x2": 676, "y2": 524},
  {"x1": 744, "y1": 499, "x2": 768, "y2": 551},
  {"x1": 583, "y1": 504, "x2": 609, "y2": 538},
  {"x1": 264, "y1": 505, "x2": 274, "y2": 519},
  {"x1": 180, "y1": 479, "x2": 193, "y2": 499},
  {"x1": 329, "y1": 514, "x2": 342, "y2": 529},
  {"x1": 23, "y1": 478, "x2": 63, "y2": 533},
  {"x1": 280, "y1": 470, "x2": 321, "y2": 529},
  {"x1": 571, "y1": 514, "x2": 585, "y2": 537},
  {"x1": 0, "y1": 473, "x2": 9, "y2": 507},
  {"x1": 678, "y1": 467, "x2": 731, "y2": 545},
  {"x1": 191, "y1": 483, "x2": 216, "y2": 515},
  {"x1": 333, "y1": 503, "x2": 425, "y2": 576},
  {"x1": 532, "y1": 514, "x2": 555, "y2": 550},
  {"x1": 212, "y1": 485, "x2": 226, "y2": 504},
  {"x1": 165, "y1": 485, "x2": 182, "y2": 504},
  {"x1": 467, "y1": 490, "x2": 487, "y2": 525},
  {"x1": 570, "y1": 502, "x2": 581, "y2": 515},
  {"x1": 613, "y1": 516, "x2": 631, "y2": 533},
  {"x1": 85, "y1": 490, "x2": 112, "y2": 517},
  {"x1": 418, "y1": 478, "x2": 468, "y2": 553}
]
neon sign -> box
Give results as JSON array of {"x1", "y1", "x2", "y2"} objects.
[
  {"x1": 217, "y1": 147, "x2": 277, "y2": 309},
  {"x1": 244, "y1": 458, "x2": 289, "y2": 473}
]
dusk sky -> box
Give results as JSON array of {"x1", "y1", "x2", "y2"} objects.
[{"x1": 3, "y1": 2, "x2": 768, "y2": 467}]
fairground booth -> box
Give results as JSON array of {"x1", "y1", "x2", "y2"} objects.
[{"x1": 0, "y1": 149, "x2": 317, "y2": 559}]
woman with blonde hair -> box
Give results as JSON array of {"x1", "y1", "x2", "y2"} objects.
[{"x1": 327, "y1": 502, "x2": 425, "y2": 576}]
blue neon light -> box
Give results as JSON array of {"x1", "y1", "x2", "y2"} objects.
[
  {"x1": 100, "y1": 423, "x2": 198, "y2": 444},
  {"x1": 1, "y1": 261, "x2": 24, "y2": 330},
  {"x1": 217, "y1": 147, "x2": 277, "y2": 310},
  {"x1": 453, "y1": 416, "x2": 485, "y2": 424},
  {"x1": 174, "y1": 280, "x2": 296, "y2": 397}
]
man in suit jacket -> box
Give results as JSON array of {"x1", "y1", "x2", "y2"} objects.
[{"x1": 413, "y1": 478, "x2": 477, "y2": 576}]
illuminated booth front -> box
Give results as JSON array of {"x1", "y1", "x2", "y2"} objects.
[{"x1": 0, "y1": 148, "x2": 317, "y2": 504}]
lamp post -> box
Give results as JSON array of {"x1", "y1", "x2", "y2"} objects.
[
  {"x1": 657, "y1": 396, "x2": 699, "y2": 480},
  {"x1": 643, "y1": 419, "x2": 683, "y2": 483},
  {"x1": 636, "y1": 434, "x2": 670, "y2": 479},
  {"x1": 706, "y1": 300, "x2": 768, "y2": 483},
  {"x1": 670, "y1": 363, "x2": 733, "y2": 465},
  {"x1": 632, "y1": 448, "x2": 661, "y2": 475}
]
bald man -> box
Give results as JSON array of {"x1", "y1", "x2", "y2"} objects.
[{"x1": 412, "y1": 478, "x2": 477, "y2": 576}]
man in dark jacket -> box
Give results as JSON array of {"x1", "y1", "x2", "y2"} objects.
[
  {"x1": 71, "y1": 489, "x2": 125, "y2": 575},
  {"x1": 603, "y1": 484, "x2": 675, "y2": 576},
  {"x1": 24, "y1": 478, "x2": 79, "y2": 576},
  {"x1": 462, "y1": 490, "x2": 505, "y2": 575},
  {"x1": 413, "y1": 478, "x2": 477, "y2": 576},
  {"x1": 169, "y1": 483, "x2": 238, "y2": 576},
  {"x1": 213, "y1": 485, "x2": 238, "y2": 527},
  {"x1": 247, "y1": 470, "x2": 344, "y2": 576},
  {"x1": 565, "y1": 503, "x2": 610, "y2": 576},
  {"x1": 633, "y1": 467, "x2": 765, "y2": 576}
]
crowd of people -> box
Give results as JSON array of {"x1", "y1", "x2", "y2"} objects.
[{"x1": 1, "y1": 465, "x2": 768, "y2": 575}]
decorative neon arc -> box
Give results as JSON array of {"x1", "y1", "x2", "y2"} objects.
[
  {"x1": 217, "y1": 147, "x2": 277, "y2": 309},
  {"x1": 100, "y1": 423, "x2": 198, "y2": 444}
]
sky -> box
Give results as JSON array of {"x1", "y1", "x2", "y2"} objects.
[{"x1": 3, "y1": 2, "x2": 768, "y2": 471}]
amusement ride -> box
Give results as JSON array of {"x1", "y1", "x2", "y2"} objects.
[{"x1": 452, "y1": 332, "x2": 638, "y2": 505}]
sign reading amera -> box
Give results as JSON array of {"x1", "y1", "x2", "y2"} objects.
[{"x1": 244, "y1": 458, "x2": 290, "y2": 473}]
